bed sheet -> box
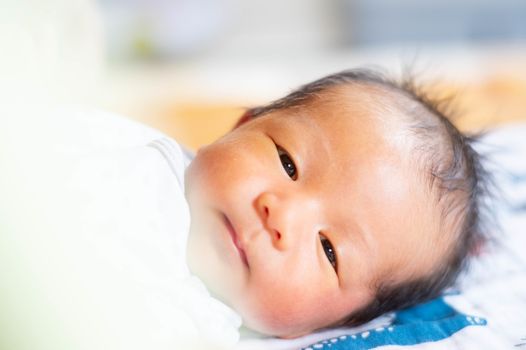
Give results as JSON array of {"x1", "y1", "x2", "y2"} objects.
[{"x1": 235, "y1": 123, "x2": 526, "y2": 350}]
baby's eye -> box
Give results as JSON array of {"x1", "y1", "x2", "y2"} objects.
[
  {"x1": 276, "y1": 145, "x2": 297, "y2": 180},
  {"x1": 320, "y1": 234, "x2": 337, "y2": 272}
]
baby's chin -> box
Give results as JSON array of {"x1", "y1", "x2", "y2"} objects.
[
  {"x1": 242, "y1": 310, "x2": 320, "y2": 339},
  {"x1": 233, "y1": 294, "x2": 330, "y2": 339}
]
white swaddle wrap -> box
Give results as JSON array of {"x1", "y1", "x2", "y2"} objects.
[{"x1": 0, "y1": 108, "x2": 241, "y2": 350}]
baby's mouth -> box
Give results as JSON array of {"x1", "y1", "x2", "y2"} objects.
[{"x1": 222, "y1": 214, "x2": 249, "y2": 267}]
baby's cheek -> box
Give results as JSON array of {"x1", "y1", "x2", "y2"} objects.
[{"x1": 239, "y1": 286, "x2": 331, "y2": 337}]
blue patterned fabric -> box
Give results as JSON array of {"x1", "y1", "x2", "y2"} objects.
[{"x1": 302, "y1": 297, "x2": 486, "y2": 350}]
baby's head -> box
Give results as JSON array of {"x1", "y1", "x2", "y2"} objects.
[{"x1": 184, "y1": 69, "x2": 487, "y2": 338}]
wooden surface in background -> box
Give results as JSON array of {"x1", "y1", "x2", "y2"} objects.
[
  {"x1": 454, "y1": 75, "x2": 526, "y2": 131},
  {"x1": 144, "y1": 104, "x2": 245, "y2": 150}
]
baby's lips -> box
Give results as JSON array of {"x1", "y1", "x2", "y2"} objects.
[
  {"x1": 223, "y1": 214, "x2": 250, "y2": 267},
  {"x1": 237, "y1": 242, "x2": 249, "y2": 267}
]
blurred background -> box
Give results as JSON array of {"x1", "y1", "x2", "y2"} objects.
[{"x1": 4, "y1": 0, "x2": 526, "y2": 149}]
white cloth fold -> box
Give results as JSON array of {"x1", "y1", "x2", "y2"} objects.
[{"x1": 0, "y1": 108, "x2": 241, "y2": 350}]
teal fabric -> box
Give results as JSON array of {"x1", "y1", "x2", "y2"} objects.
[{"x1": 303, "y1": 297, "x2": 486, "y2": 350}]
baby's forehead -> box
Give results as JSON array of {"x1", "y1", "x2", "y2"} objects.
[
  {"x1": 307, "y1": 85, "x2": 449, "y2": 267},
  {"x1": 291, "y1": 83, "x2": 414, "y2": 130}
]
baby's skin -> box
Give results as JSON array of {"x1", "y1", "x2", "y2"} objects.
[{"x1": 185, "y1": 84, "x2": 447, "y2": 337}]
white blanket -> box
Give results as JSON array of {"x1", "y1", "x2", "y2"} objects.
[{"x1": 0, "y1": 108, "x2": 241, "y2": 350}]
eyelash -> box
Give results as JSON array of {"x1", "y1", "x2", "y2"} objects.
[
  {"x1": 276, "y1": 145, "x2": 298, "y2": 180},
  {"x1": 320, "y1": 234, "x2": 337, "y2": 272},
  {"x1": 273, "y1": 141, "x2": 336, "y2": 272}
]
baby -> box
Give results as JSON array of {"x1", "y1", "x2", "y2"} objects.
[
  {"x1": 1, "y1": 68, "x2": 487, "y2": 349},
  {"x1": 184, "y1": 68, "x2": 486, "y2": 338}
]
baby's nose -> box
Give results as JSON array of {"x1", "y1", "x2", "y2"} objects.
[{"x1": 254, "y1": 192, "x2": 318, "y2": 250}]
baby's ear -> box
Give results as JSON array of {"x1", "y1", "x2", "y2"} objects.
[{"x1": 233, "y1": 110, "x2": 253, "y2": 129}]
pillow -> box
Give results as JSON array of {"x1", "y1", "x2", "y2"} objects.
[{"x1": 303, "y1": 295, "x2": 486, "y2": 350}]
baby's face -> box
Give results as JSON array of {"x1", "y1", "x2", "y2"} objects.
[{"x1": 185, "y1": 87, "x2": 441, "y2": 337}]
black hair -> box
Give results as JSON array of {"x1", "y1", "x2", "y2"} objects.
[{"x1": 244, "y1": 68, "x2": 491, "y2": 328}]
